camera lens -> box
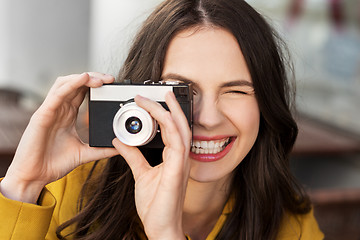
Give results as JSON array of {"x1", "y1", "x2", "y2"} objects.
[
  {"x1": 113, "y1": 102, "x2": 158, "y2": 146},
  {"x1": 125, "y1": 117, "x2": 142, "y2": 134}
]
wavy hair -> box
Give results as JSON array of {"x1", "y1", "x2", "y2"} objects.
[{"x1": 57, "y1": 0, "x2": 310, "y2": 239}]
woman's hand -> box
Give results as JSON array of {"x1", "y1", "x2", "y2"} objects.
[
  {"x1": 0, "y1": 73, "x2": 119, "y2": 204},
  {"x1": 112, "y1": 92, "x2": 191, "y2": 240}
]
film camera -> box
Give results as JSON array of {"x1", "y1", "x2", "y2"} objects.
[{"x1": 89, "y1": 81, "x2": 192, "y2": 148}]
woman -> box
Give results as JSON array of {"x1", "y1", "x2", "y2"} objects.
[{"x1": 0, "y1": 0, "x2": 324, "y2": 239}]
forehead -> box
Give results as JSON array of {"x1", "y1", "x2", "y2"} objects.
[{"x1": 162, "y1": 26, "x2": 251, "y2": 85}]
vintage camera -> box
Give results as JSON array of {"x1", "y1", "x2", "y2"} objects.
[{"x1": 89, "y1": 81, "x2": 192, "y2": 148}]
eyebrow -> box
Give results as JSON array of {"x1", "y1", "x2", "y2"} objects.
[
  {"x1": 161, "y1": 73, "x2": 253, "y2": 88},
  {"x1": 220, "y1": 80, "x2": 253, "y2": 88}
]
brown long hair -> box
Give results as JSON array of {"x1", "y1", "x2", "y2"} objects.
[{"x1": 57, "y1": 0, "x2": 310, "y2": 239}]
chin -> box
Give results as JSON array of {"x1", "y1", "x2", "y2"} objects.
[{"x1": 188, "y1": 160, "x2": 235, "y2": 184}]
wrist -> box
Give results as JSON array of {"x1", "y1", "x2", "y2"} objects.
[{"x1": 0, "y1": 176, "x2": 46, "y2": 204}]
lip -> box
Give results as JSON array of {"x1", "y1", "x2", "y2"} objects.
[{"x1": 189, "y1": 136, "x2": 236, "y2": 162}]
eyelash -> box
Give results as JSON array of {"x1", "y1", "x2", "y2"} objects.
[
  {"x1": 225, "y1": 90, "x2": 248, "y2": 95},
  {"x1": 192, "y1": 90, "x2": 249, "y2": 96}
]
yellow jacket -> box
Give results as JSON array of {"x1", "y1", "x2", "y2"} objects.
[{"x1": 0, "y1": 160, "x2": 324, "y2": 240}]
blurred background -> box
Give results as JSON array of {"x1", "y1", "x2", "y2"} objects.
[{"x1": 0, "y1": 0, "x2": 359, "y2": 239}]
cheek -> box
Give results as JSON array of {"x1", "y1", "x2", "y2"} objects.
[{"x1": 220, "y1": 98, "x2": 260, "y2": 134}]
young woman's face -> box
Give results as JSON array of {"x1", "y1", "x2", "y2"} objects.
[{"x1": 162, "y1": 27, "x2": 260, "y2": 183}]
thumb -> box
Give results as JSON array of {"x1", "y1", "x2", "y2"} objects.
[
  {"x1": 112, "y1": 138, "x2": 151, "y2": 180},
  {"x1": 80, "y1": 144, "x2": 119, "y2": 164}
]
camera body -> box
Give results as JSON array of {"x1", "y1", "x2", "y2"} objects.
[{"x1": 89, "y1": 82, "x2": 192, "y2": 148}]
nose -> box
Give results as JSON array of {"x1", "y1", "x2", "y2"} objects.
[{"x1": 193, "y1": 94, "x2": 224, "y2": 130}]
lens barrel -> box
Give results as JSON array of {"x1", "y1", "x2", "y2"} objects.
[{"x1": 113, "y1": 102, "x2": 157, "y2": 146}]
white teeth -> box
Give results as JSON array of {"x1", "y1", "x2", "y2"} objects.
[{"x1": 191, "y1": 137, "x2": 231, "y2": 154}]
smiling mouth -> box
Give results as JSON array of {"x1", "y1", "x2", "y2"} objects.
[{"x1": 191, "y1": 137, "x2": 232, "y2": 154}]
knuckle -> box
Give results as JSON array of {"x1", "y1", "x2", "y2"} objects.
[
  {"x1": 54, "y1": 76, "x2": 70, "y2": 89},
  {"x1": 30, "y1": 110, "x2": 42, "y2": 122},
  {"x1": 175, "y1": 144, "x2": 186, "y2": 154},
  {"x1": 162, "y1": 111, "x2": 173, "y2": 126},
  {"x1": 55, "y1": 76, "x2": 66, "y2": 84},
  {"x1": 30, "y1": 108, "x2": 51, "y2": 124},
  {"x1": 164, "y1": 111, "x2": 172, "y2": 119}
]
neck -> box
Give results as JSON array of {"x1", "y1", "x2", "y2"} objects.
[{"x1": 182, "y1": 176, "x2": 232, "y2": 240}]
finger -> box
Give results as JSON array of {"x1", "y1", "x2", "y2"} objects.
[
  {"x1": 72, "y1": 73, "x2": 114, "y2": 108},
  {"x1": 134, "y1": 95, "x2": 184, "y2": 152},
  {"x1": 87, "y1": 72, "x2": 115, "y2": 84},
  {"x1": 54, "y1": 72, "x2": 113, "y2": 88},
  {"x1": 53, "y1": 72, "x2": 113, "y2": 98},
  {"x1": 52, "y1": 73, "x2": 89, "y2": 90},
  {"x1": 112, "y1": 138, "x2": 151, "y2": 180},
  {"x1": 42, "y1": 73, "x2": 90, "y2": 111},
  {"x1": 71, "y1": 86, "x2": 88, "y2": 109},
  {"x1": 134, "y1": 96, "x2": 187, "y2": 174},
  {"x1": 80, "y1": 145, "x2": 119, "y2": 163},
  {"x1": 165, "y1": 91, "x2": 191, "y2": 148},
  {"x1": 43, "y1": 73, "x2": 112, "y2": 112}
]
